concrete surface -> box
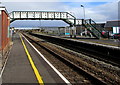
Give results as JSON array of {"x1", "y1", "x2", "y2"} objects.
[{"x1": 2, "y1": 34, "x2": 66, "y2": 84}]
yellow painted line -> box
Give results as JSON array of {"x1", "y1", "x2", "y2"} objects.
[{"x1": 19, "y1": 34, "x2": 44, "y2": 85}]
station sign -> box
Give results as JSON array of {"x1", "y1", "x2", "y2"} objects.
[
  {"x1": 65, "y1": 33, "x2": 70, "y2": 35},
  {"x1": 113, "y1": 27, "x2": 120, "y2": 34}
]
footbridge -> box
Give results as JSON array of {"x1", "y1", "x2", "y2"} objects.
[
  {"x1": 9, "y1": 11, "x2": 107, "y2": 39},
  {"x1": 9, "y1": 11, "x2": 82, "y2": 26}
]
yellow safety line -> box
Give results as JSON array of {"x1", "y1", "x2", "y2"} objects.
[{"x1": 19, "y1": 34, "x2": 44, "y2": 85}]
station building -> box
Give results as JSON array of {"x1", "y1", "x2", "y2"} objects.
[
  {"x1": 0, "y1": 6, "x2": 11, "y2": 58},
  {"x1": 105, "y1": 20, "x2": 120, "y2": 34}
]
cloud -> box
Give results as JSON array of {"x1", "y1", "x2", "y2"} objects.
[
  {"x1": 3, "y1": 2, "x2": 64, "y2": 12},
  {"x1": 2, "y1": 1, "x2": 119, "y2": 27},
  {"x1": 118, "y1": 1, "x2": 120, "y2": 20},
  {"x1": 61, "y1": 1, "x2": 118, "y2": 22},
  {"x1": 86, "y1": 2, "x2": 118, "y2": 22}
]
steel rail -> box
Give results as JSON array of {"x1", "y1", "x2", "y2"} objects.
[{"x1": 23, "y1": 33, "x2": 107, "y2": 85}]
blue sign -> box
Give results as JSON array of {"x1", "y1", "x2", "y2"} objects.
[{"x1": 65, "y1": 33, "x2": 70, "y2": 35}]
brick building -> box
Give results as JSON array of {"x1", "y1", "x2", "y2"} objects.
[{"x1": 0, "y1": 6, "x2": 10, "y2": 57}]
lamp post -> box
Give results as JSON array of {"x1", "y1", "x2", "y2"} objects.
[
  {"x1": 81, "y1": 5, "x2": 87, "y2": 37},
  {"x1": 81, "y1": 5, "x2": 85, "y2": 20}
]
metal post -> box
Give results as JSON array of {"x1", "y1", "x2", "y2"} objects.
[
  {"x1": 34, "y1": 12, "x2": 35, "y2": 18},
  {"x1": 13, "y1": 12, "x2": 14, "y2": 19},
  {"x1": 39, "y1": 15, "x2": 41, "y2": 28},
  {"x1": 81, "y1": 5, "x2": 87, "y2": 37},
  {"x1": 118, "y1": 38, "x2": 120, "y2": 47},
  {"x1": 41, "y1": 12, "x2": 42, "y2": 19},
  {"x1": 27, "y1": 12, "x2": 28, "y2": 18},
  {"x1": 47, "y1": 12, "x2": 49, "y2": 18},
  {"x1": 80, "y1": 25, "x2": 83, "y2": 36},
  {"x1": 20, "y1": 12, "x2": 21, "y2": 19},
  {"x1": 81, "y1": 5, "x2": 85, "y2": 20},
  {"x1": 80, "y1": 19, "x2": 84, "y2": 36},
  {"x1": 85, "y1": 28, "x2": 87, "y2": 37},
  {"x1": 65, "y1": 27, "x2": 66, "y2": 36},
  {"x1": 74, "y1": 26, "x2": 76, "y2": 38},
  {"x1": 89, "y1": 27, "x2": 92, "y2": 37},
  {"x1": 70, "y1": 27, "x2": 72, "y2": 38},
  {"x1": 60, "y1": 12, "x2": 61, "y2": 19},
  {"x1": 54, "y1": 12, "x2": 55, "y2": 19},
  {"x1": 58, "y1": 28, "x2": 60, "y2": 36},
  {"x1": 69, "y1": 27, "x2": 70, "y2": 35}
]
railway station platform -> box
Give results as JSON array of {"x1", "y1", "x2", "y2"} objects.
[
  {"x1": 75, "y1": 38, "x2": 119, "y2": 47},
  {"x1": 60, "y1": 36, "x2": 119, "y2": 47},
  {"x1": 34, "y1": 33, "x2": 119, "y2": 48},
  {"x1": 1, "y1": 34, "x2": 68, "y2": 84}
]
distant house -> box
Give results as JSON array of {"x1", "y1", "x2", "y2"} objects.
[{"x1": 104, "y1": 20, "x2": 120, "y2": 34}]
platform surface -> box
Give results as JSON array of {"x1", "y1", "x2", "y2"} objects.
[
  {"x1": 61, "y1": 36, "x2": 119, "y2": 47},
  {"x1": 34, "y1": 33, "x2": 119, "y2": 47},
  {"x1": 2, "y1": 34, "x2": 66, "y2": 85}
]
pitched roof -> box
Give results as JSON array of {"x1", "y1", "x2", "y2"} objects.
[{"x1": 105, "y1": 20, "x2": 120, "y2": 27}]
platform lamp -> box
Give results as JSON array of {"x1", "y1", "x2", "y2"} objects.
[
  {"x1": 81, "y1": 5, "x2": 85, "y2": 20},
  {"x1": 81, "y1": 5, "x2": 87, "y2": 36}
]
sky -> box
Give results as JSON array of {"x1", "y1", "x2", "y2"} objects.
[{"x1": 0, "y1": 0, "x2": 119, "y2": 27}]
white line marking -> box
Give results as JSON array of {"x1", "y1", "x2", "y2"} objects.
[
  {"x1": 22, "y1": 34, "x2": 71, "y2": 85},
  {"x1": 0, "y1": 48, "x2": 12, "y2": 78}
]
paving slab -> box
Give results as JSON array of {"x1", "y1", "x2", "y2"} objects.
[{"x1": 2, "y1": 34, "x2": 67, "y2": 85}]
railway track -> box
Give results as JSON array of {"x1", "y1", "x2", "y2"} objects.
[
  {"x1": 29, "y1": 33, "x2": 120, "y2": 67},
  {"x1": 22, "y1": 33, "x2": 120, "y2": 85}
]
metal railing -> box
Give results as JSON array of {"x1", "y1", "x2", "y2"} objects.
[
  {"x1": 83, "y1": 19, "x2": 101, "y2": 38},
  {"x1": 9, "y1": 11, "x2": 83, "y2": 26}
]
